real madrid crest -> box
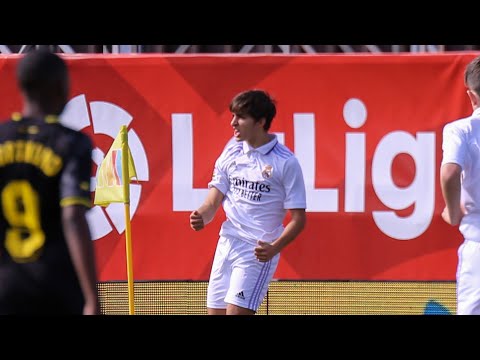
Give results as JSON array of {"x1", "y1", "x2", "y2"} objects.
[{"x1": 262, "y1": 165, "x2": 273, "y2": 179}]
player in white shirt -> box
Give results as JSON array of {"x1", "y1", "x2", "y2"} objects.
[
  {"x1": 190, "y1": 89, "x2": 307, "y2": 315},
  {"x1": 441, "y1": 55, "x2": 480, "y2": 315}
]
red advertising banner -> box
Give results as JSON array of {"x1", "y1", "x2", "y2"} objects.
[{"x1": 0, "y1": 53, "x2": 476, "y2": 282}]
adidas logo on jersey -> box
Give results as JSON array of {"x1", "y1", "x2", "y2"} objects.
[{"x1": 235, "y1": 291, "x2": 245, "y2": 300}]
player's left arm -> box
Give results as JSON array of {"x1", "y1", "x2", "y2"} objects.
[
  {"x1": 60, "y1": 134, "x2": 100, "y2": 315},
  {"x1": 62, "y1": 205, "x2": 100, "y2": 315},
  {"x1": 255, "y1": 156, "x2": 307, "y2": 262},
  {"x1": 255, "y1": 209, "x2": 306, "y2": 262}
]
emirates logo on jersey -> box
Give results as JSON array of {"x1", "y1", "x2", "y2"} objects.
[{"x1": 262, "y1": 165, "x2": 273, "y2": 179}]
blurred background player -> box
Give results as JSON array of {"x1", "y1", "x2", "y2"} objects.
[
  {"x1": 440, "y1": 55, "x2": 480, "y2": 315},
  {"x1": 190, "y1": 89, "x2": 307, "y2": 315},
  {"x1": 0, "y1": 49, "x2": 100, "y2": 314}
]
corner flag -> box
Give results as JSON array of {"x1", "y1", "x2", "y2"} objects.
[
  {"x1": 94, "y1": 125, "x2": 137, "y2": 206},
  {"x1": 94, "y1": 125, "x2": 138, "y2": 315}
]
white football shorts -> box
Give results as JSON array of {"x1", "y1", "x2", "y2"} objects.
[
  {"x1": 457, "y1": 240, "x2": 480, "y2": 315},
  {"x1": 207, "y1": 236, "x2": 279, "y2": 312}
]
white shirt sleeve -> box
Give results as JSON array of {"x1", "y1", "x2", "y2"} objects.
[
  {"x1": 441, "y1": 122, "x2": 466, "y2": 169},
  {"x1": 208, "y1": 151, "x2": 230, "y2": 195},
  {"x1": 283, "y1": 156, "x2": 307, "y2": 209}
]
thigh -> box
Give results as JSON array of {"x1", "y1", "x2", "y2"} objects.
[
  {"x1": 457, "y1": 240, "x2": 480, "y2": 315},
  {"x1": 225, "y1": 240, "x2": 279, "y2": 312},
  {"x1": 207, "y1": 237, "x2": 232, "y2": 310}
]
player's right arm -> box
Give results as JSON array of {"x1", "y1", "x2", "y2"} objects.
[
  {"x1": 440, "y1": 162, "x2": 464, "y2": 226},
  {"x1": 190, "y1": 187, "x2": 224, "y2": 231},
  {"x1": 440, "y1": 123, "x2": 466, "y2": 226},
  {"x1": 191, "y1": 144, "x2": 233, "y2": 231}
]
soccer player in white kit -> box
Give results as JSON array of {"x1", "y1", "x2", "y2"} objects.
[
  {"x1": 441, "y1": 55, "x2": 480, "y2": 315},
  {"x1": 190, "y1": 89, "x2": 307, "y2": 315}
]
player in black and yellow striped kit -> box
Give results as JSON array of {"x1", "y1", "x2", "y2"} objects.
[{"x1": 0, "y1": 50, "x2": 100, "y2": 314}]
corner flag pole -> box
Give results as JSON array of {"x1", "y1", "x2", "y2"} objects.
[
  {"x1": 121, "y1": 126, "x2": 135, "y2": 315},
  {"x1": 94, "y1": 125, "x2": 137, "y2": 315}
]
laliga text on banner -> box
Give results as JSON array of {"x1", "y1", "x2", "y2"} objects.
[{"x1": 171, "y1": 99, "x2": 435, "y2": 241}]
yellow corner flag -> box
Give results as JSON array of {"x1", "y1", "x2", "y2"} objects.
[
  {"x1": 94, "y1": 125, "x2": 137, "y2": 314},
  {"x1": 94, "y1": 125, "x2": 137, "y2": 206}
]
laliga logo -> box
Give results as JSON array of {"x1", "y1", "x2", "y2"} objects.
[
  {"x1": 172, "y1": 98, "x2": 435, "y2": 241},
  {"x1": 60, "y1": 95, "x2": 150, "y2": 240}
]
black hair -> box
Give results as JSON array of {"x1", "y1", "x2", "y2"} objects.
[
  {"x1": 229, "y1": 89, "x2": 277, "y2": 131},
  {"x1": 464, "y1": 55, "x2": 480, "y2": 95},
  {"x1": 17, "y1": 49, "x2": 69, "y2": 115}
]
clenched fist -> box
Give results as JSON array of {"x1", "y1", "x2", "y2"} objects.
[{"x1": 190, "y1": 210, "x2": 205, "y2": 231}]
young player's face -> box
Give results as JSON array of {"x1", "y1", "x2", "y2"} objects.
[{"x1": 231, "y1": 113, "x2": 263, "y2": 142}]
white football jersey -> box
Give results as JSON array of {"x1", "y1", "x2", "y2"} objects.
[
  {"x1": 442, "y1": 107, "x2": 480, "y2": 241},
  {"x1": 209, "y1": 135, "x2": 306, "y2": 244}
]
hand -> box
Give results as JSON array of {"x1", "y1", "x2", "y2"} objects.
[
  {"x1": 254, "y1": 240, "x2": 277, "y2": 262},
  {"x1": 190, "y1": 210, "x2": 205, "y2": 231},
  {"x1": 83, "y1": 299, "x2": 101, "y2": 315},
  {"x1": 441, "y1": 205, "x2": 466, "y2": 226},
  {"x1": 441, "y1": 206, "x2": 451, "y2": 224}
]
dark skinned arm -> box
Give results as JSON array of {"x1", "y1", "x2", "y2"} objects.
[{"x1": 62, "y1": 205, "x2": 100, "y2": 315}]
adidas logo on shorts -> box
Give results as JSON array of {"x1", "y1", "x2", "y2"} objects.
[{"x1": 235, "y1": 291, "x2": 245, "y2": 300}]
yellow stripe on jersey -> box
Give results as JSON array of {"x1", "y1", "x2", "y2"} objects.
[
  {"x1": 44, "y1": 115, "x2": 59, "y2": 124},
  {"x1": 60, "y1": 197, "x2": 92, "y2": 208},
  {"x1": 80, "y1": 181, "x2": 90, "y2": 191}
]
